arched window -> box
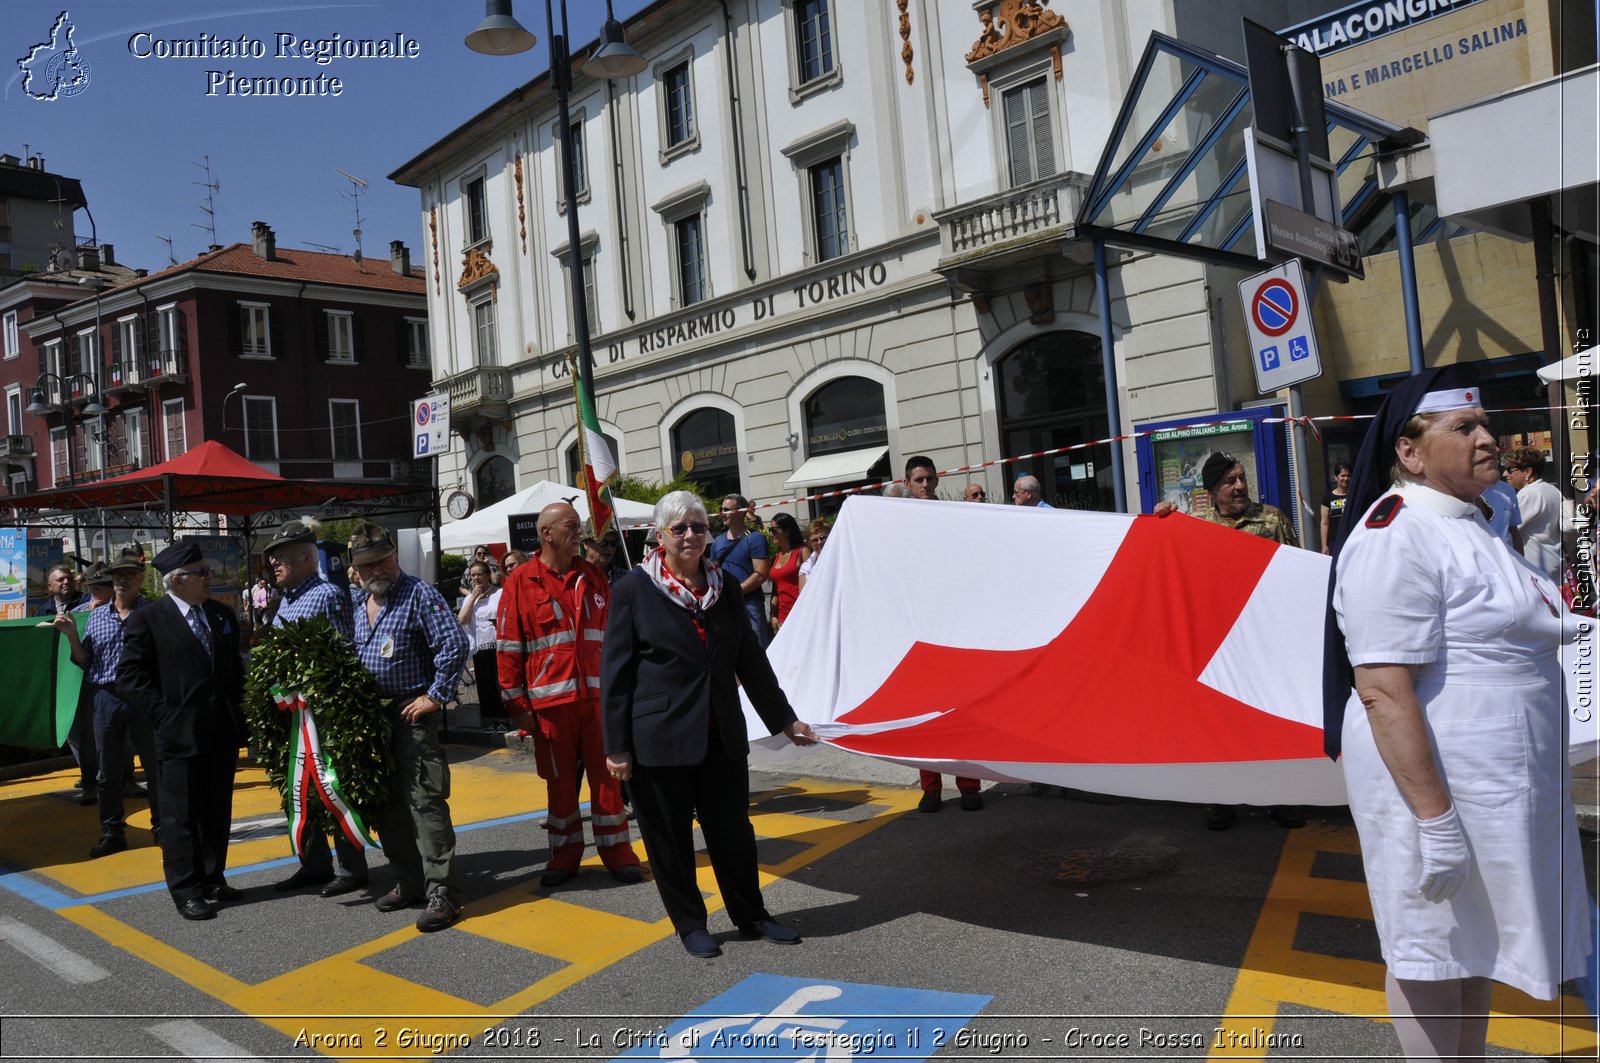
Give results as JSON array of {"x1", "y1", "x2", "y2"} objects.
[
  {"x1": 672, "y1": 407, "x2": 741, "y2": 499},
  {"x1": 474, "y1": 455, "x2": 515, "y2": 507},
  {"x1": 565, "y1": 432, "x2": 620, "y2": 488},
  {"x1": 995, "y1": 331, "x2": 1112, "y2": 510},
  {"x1": 797, "y1": 376, "x2": 889, "y2": 518}
]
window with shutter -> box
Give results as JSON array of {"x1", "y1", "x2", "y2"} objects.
[
  {"x1": 1002, "y1": 77, "x2": 1056, "y2": 188},
  {"x1": 330, "y1": 399, "x2": 361, "y2": 461},
  {"x1": 242, "y1": 395, "x2": 278, "y2": 461},
  {"x1": 325, "y1": 311, "x2": 355, "y2": 364}
]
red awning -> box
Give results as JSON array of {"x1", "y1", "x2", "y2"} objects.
[{"x1": 1, "y1": 440, "x2": 420, "y2": 518}]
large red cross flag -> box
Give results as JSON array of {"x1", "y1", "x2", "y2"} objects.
[{"x1": 745, "y1": 496, "x2": 1597, "y2": 806}]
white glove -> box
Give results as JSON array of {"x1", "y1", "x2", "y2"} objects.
[{"x1": 1415, "y1": 805, "x2": 1470, "y2": 903}]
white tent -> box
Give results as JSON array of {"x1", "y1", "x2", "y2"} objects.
[
  {"x1": 1536, "y1": 352, "x2": 1598, "y2": 384},
  {"x1": 439, "y1": 480, "x2": 654, "y2": 550}
]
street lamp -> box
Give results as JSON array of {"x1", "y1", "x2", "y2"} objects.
[
  {"x1": 466, "y1": 0, "x2": 645, "y2": 410},
  {"x1": 218, "y1": 382, "x2": 249, "y2": 448}
]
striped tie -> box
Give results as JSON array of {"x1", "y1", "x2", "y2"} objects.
[{"x1": 187, "y1": 607, "x2": 213, "y2": 658}]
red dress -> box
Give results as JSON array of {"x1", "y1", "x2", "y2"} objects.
[{"x1": 770, "y1": 549, "x2": 804, "y2": 624}]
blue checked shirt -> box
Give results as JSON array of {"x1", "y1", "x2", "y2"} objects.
[
  {"x1": 272, "y1": 573, "x2": 354, "y2": 641},
  {"x1": 80, "y1": 599, "x2": 145, "y2": 686},
  {"x1": 351, "y1": 572, "x2": 466, "y2": 704}
]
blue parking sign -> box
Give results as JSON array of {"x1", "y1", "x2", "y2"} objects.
[
  {"x1": 416, "y1": 433, "x2": 430, "y2": 455},
  {"x1": 1259, "y1": 345, "x2": 1280, "y2": 371},
  {"x1": 613, "y1": 974, "x2": 990, "y2": 1062}
]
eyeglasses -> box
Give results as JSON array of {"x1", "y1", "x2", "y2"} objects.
[
  {"x1": 667, "y1": 522, "x2": 710, "y2": 538},
  {"x1": 175, "y1": 567, "x2": 212, "y2": 580}
]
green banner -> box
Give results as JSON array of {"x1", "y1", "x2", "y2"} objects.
[{"x1": 0, "y1": 613, "x2": 85, "y2": 749}]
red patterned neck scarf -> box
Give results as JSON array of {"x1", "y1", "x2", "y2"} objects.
[{"x1": 643, "y1": 547, "x2": 722, "y2": 617}]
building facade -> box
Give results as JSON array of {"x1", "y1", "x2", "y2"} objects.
[
  {"x1": 1, "y1": 223, "x2": 432, "y2": 501},
  {"x1": 393, "y1": 0, "x2": 1596, "y2": 528}
]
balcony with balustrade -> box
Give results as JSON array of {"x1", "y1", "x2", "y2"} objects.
[
  {"x1": 934, "y1": 172, "x2": 1094, "y2": 291},
  {"x1": 440, "y1": 365, "x2": 512, "y2": 432}
]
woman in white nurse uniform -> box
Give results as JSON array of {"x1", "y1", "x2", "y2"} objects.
[{"x1": 1326, "y1": 364, "x2": 1591, "y2": 1061}]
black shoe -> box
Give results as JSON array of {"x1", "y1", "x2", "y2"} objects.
[
  {"x1": 680, "y1": 928, "x2": 722, "y2": 958},
  {"x1": 540, "y1": 867, "x2": 574, "y2": 888},
  {"x1": 1205, "y1": 805, "x2": 1237, "y2": 831},
  {"x1": 415, "y1": 887, "x2": 461, "y2": 932},
  {"x1": 176, "y1": 898, "x2": 215, "y2": 921},
  {"x1": 76, "y1": 788, "x2": 98, "y2": 807},
  {"x1": 123, "y1": 782, "x2": 148, "y2": 798},
  {"x1": 736, "y1": 918, "x2": 801, "y2": 944},
  {"x1": 1269, "y1": 805, "x2": 1306, "y2": 829},
  {"x1": 205, "y1": 883, "x2": 243, "y2": 902},
  {"x1": 89, "y1": 833, "x2": 127, "y2": 859},
  {"x1": 611, "y1": 864, "x2": 643, "y2": 884},
  {"x1": 320, "y1": 875, "x2": 368, "y2": 898},
  {"x1": 272, "y1": 868, "x2": 334, "y2": 893},
  {"x1": 374, "y1": 887, "x2": 422, "y2": 913},
  {"x1": 959, "y1": 791, "x2": 984, "y2": 812},
  {"x1": 917, "y1": 791, "x2": 942, "y2": 813}
]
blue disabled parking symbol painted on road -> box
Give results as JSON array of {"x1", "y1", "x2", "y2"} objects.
[{"x1": 614, "y1": 974, "x2": 990, "y2": 1061}]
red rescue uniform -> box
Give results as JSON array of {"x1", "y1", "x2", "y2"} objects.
[{"x1": 497, "y1": 554, "x2": 638, "y2": 872}]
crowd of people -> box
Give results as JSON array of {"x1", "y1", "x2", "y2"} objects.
[{"x1": 30, "y1": 384, "x2": 1591, "y2": 1054}]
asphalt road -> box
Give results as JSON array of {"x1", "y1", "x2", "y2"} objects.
[{"x1": 0, "y1": 740, "x2": 1595, "y2": 1062}]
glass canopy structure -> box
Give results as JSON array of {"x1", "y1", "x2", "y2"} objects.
[{"x1": 1077, "y1": 32, "x2": 1451, "y2": 265}]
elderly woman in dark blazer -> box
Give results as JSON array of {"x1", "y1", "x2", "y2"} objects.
[{"x1": 602, "y1": 490, "x2": 816, "y2": 959}]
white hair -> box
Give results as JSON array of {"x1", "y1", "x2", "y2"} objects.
[
  {"x1": 654, "y1": 490, "x2": 708, "y2": 531},
  {"x1": 1014, "y1": 474, "x2": 1042, "y2": 493},
  {"x1": 882, "y1": 483, "x2": 912, "y2": 498}
]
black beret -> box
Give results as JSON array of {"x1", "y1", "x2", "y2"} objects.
[
  {"x1": 1200, "y1": 451, "x2": 1240, "y2": 493},
  {"x1": 151, "y1": 540, "x2": 203, "y2": 576}
]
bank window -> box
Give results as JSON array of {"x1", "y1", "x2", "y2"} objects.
[
  {"x1": 657, "y1": 53, "x2": 699, "y2": 162},
  {"x1": 1002, "y1": 77, "x2": 1057, "y2": 187},
  {"x1": 802, "y1": 376, "x2": 889, "y2": 518},
  {"x1": 237, "y1": 302, "x2": 269, "y2": 357},
  {"x1": 464, "y1": 175, "x2": 489, "y2": 245},
  {"x1": 557, "y1": 115, "x2": 590, "y2": 211},
  {"x1": 163, "y1": 398, "x2": 186, "y2": 459},
  {"x1": 794, "y1": 0, "x2": 835, "y2": 86},
  {"x1": 675, "y1": 215, "x2": 707, "y2": 307},
  {"x1": 330, "y1": 399, "x2": 361, "y2": 461},
  {"x1": 325, "y1": 310, "x2": 355, "y2": 364},
  {"x1": 810, "y1": 157, "x2": 849, "y2": 262},
  {"x1": 242, "y1": 395, "x2": 278, "y2": 462},
  {"x1": 2, "y1": 310, "x2": 17, "y2": 360},
  {"x1": 672, "y1": 407, "x2": 741, "y2": 499},
  {"x1": 476, "y1": 454, "x2": 516, "y2": 507},
  {"x1": 472, "y1": 297, "x2": 498, "y2": 366},
  {"x1": 572, "y1": 253, "x2": 598, "y2": 338}
]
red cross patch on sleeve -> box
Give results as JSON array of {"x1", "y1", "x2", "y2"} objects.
[{"x1": 1365, "y1": 494, "x2": 1404, "y2": 528}]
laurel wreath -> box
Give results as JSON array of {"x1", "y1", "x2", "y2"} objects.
[{"x1": 243, "y1": 617, "x2": 394, "y2": 813}]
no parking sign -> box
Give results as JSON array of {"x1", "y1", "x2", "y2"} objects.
[{"x1": 1239, "y1": 260, "x2": 1322, "y2": 393}]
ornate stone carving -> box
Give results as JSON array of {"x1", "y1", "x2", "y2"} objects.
[
  {"x1": 457, "y1": 245, "x2": 499, "y2": 292},
  {"x1": 514, "y1": 152, "x2": 527, "y2": 255},
  {"x1": 966, "y1": 0, "x2": 1067, "y2": 64},
  {"x1": 1024, "y1": 282, "x2": 1055, "y2": 325},
  {"x1": 897, "y1": 0, "x2": 914, "y2": 85},
  {"x1": 428, "y1": 206, "x2": 440, "y2": 295}
]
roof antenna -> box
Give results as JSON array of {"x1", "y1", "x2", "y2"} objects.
[
  {"x1": 192, "y1": 155, "x2": 220, "y2": 247},
  {"x1": 156, "y1": 234, "x2": 176, "y2": 266},
  {"x1": 336, "y1": 168, "x2": 368, "y2": 271}
]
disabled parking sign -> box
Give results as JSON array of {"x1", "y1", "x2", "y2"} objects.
[
  {"x1": 615, "y1": 974, "x2": 990, "y2": 1062},
  {"x1": 1239, "y1": 260, "x2": 1321, "y2": 393}
]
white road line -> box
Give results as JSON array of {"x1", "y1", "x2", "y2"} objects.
[
  {"x1": 0, "y1": 916, "x2": 110, "y2": 984},
  {"x1": 147, "y1": 1020, "x2": 267, "y2": 1063}
]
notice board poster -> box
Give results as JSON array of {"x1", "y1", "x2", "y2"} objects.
[{"x1": 0, "y1": 528, "x2": 26, "y2": 621}]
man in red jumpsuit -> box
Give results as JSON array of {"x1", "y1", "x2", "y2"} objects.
[{"x1": 498, "y1": 502, "x2": 643, "y2": 887}]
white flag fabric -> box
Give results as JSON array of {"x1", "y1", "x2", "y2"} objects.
[{"x1": 746, "y1": 495, "x2": 1598, "y2": 806}]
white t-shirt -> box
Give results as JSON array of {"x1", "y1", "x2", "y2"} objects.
[
  {"x1": 1517, "y1": 478, "x2": 1565, "y2": 579},
  {"x1": 463, "y1": 588, "x2": 501, "y2": 652}
]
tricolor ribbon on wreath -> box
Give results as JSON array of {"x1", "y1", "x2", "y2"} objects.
[{"x1": 271, "y1": 686, "x2": 378, "y2": 854}]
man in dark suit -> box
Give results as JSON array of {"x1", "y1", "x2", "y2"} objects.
[{"x1": 118, "y1": 541, "x2": 247, "y2": 922}]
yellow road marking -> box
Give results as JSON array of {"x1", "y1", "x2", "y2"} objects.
[
  {"x1": 6, "y1": 755, "x2": 919, "y2": 1061},
  {"x1": 1211, "y1": 822, "x2": 1597, "y2": 1059}
]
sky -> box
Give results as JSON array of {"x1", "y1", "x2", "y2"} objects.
[{"x1": 1, "y1": 1, "x2": 649, "y2": 273}]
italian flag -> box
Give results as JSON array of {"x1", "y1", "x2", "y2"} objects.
[{"x1": 570, "y1": 354, "x2": 617, "y2": 538}]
